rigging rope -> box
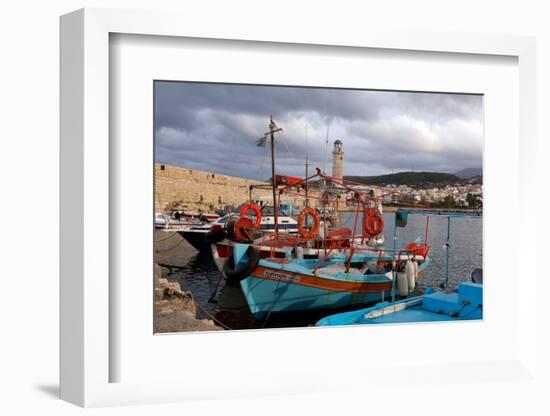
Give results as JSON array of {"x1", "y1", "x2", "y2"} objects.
[
  {"x1": 279, "y1": 130, "x2": 296, "y2": 161},
  {"x1": 255, "y1": 137, "x2": 269, "y2": 180}
]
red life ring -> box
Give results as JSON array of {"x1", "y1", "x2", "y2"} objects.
[
  {"x1": 297, "y1": 207, "x2": 321, "y2": 239},
  {"x1": 240, "y1": 203, "x2": 262, "y2": 229},
  {"x1": 363, "y1": 207, "x2": 384, "y2": 237}
]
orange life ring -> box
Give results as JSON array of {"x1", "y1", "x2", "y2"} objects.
[
  {"x1": 297, "y1": 207, "x2": 321, "y2": 239},
  {"x1": 363, "y1": 207, "x2": 384, "y2": 237},
  {"x1": 240, "y1": 203, "x2": 262, "y2": 229}
]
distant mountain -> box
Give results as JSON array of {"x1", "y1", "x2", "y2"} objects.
[
  {"x1": 454, "y1": 167, "x2": 482, "y2": 179},
  {"x1": 344, "y1": 171, "x2": 460, "y2": 187}
]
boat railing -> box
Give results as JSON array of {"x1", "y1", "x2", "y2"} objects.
[
  {"x1": 255, "y1": 232, "x2": 423, "y2": 264},
  {"x1": 254, "y1": 208, "x2": 481, "y2": 300}
]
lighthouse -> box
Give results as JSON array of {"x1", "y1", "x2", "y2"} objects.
[{"x1": 332, "y1": 139, "x2": 344, "y2": 181}]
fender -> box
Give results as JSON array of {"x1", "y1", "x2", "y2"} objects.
[{"x1": 223, "y1": 245, "x2": 260, "y2": 282}]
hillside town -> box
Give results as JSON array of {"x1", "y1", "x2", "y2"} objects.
[{"x1": 382, "y1": 181, "x2": 483, "y2": 209}]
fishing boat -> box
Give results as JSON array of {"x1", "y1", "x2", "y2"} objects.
[
  {"x1": 226, "y1": 205, "x2": 431, "y2": 319},
  {"x1": 315, "y1": 278, "x2": 482, "y2": 326},
  {"x1": 179, "y1": 196, "x2": 300, "y2": 253},
  {"x1": 230, "y1": 241, "x2": 429, "y2": 319},
  {"x1": 226, "y1": 208, "x2": 487, "y2": 321},
  {"x1": 211, "y1": 117, "x2": 432, "y2": 320},
  {"x1": 154, "y1": 212, "x2": 200, "y2": 229},
  {"x1": 175, "y1": 218, "x2": 227, "y2": 252},
  {"x1": 154, "y1": 210, "x2": 219, "y2": 230}
]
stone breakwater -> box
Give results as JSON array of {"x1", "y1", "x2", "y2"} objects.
[
  {"x1": 155, "y1": 163, "x2": 272, "y2": 213},
  {"x1": 154, "y1": 263, "x2": 221, "y2": 333}
]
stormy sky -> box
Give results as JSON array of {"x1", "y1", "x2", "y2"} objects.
[{"x1": 154, "y1": 81, "x2": 483, "y2": 181}]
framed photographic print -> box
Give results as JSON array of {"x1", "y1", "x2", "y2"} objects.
[{"x1": 60, "y1": 8, "x2": 538, "y2": 408}]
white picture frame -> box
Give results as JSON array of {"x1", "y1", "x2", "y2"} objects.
[{"x1": 60, "y1": 8, "x2": 538, "y2": 408}]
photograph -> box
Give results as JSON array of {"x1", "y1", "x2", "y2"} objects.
[{"x1": 153, "y1": 81, "x2": 483, "y2": 332}]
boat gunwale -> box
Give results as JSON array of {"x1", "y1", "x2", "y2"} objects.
[{"x1": 248, "y1": 265, "x2": 394, "y2": 293}]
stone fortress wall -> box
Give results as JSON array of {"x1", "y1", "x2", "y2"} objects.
[{"x1": 155, "y1": 163, "x2": 272, "y2": 213}]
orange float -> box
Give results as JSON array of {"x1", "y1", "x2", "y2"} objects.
[
  {"x1": 406, "y1": 242, "x2": 429, "y2": 258},
  {"x1": 363, "y1": 207, "x2": 384, "y2": 237},
  {"x1": 239, "y1": 203, "x2": 262, "y2": 228},
  {"x1": 297, "y1": 207, "x2": 321, "y2": 239}
]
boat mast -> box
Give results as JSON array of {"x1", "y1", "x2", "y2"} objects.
[
  {"x1": 268, "y1": 116, "x2": 283, "y2": 237},
  {"x1": 323, "y1": 118, "x2": 331, "y2": 236},
  {"x1": 305, "y1": 120, "x2": 309, "y2": 208},
  {"x1": 305, "y1": 158, "x2": 309, "y2": 207}
]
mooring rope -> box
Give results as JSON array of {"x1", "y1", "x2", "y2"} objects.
[
  {"x1": 262, "y1": 282, "x2": 282, "y2": 328},
  {"x1": 155, "y1": 237, "x2": 187, "y2": 253},
  {"x1": 194, "y1": 300, "x2": 232, "y2": 330},
  {"x1": 154, "y1": 232, "x2": 179, "y2": 243},
  {"x1": 208, "y1": 255, "x2": 228, "y2": 302}
]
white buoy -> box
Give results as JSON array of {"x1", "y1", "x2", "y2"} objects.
[
  {"x1": 318, "y1": 220, "x2": 325, "y2": 239},
  {"x1": 295, "y1": 245, "x2": 304, "y2": 259},
  {"x1": 406, "y1": 260, "x2": 416, "y2": 292},
  {"x1": 397, "y1": 271, "x2": 409, "y2": 296}
]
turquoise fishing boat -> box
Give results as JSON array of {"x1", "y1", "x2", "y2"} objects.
[
  {"x1": 244, "y1": 253, "x2": 429, "y2": 320},
  {"x1": 315, "y1": 280, "x2": 482, "y2": 326},
  {"x1": 230, "y1": 209, "x2": 481, "y2": 321},
  {"x1": 230, "y1": 239, "x2": 430, "y2": 320}
]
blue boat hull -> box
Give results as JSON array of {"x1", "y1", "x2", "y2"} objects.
[
  {"x1": 241, "y1": 276, "x2": 391, "y2": 320},
  {"x1": 231, "y1": 243, "x2": 430, "y2": 321}
]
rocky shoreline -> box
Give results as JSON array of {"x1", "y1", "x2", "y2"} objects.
[{"x1": 154, "y1": 264, "x2": 222, "y2": 333}]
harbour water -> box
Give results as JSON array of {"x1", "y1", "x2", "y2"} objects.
[{"x1": 155, "y1": 212, "x2": 482, "y2": 330}]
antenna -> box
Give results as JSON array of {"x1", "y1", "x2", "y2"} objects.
[
  {"x1": 305, "y1": 116, "x2": 308, "y2": 160},
  {"x1": 324, "y1": 116, "x2": 332, "y2": 175}
]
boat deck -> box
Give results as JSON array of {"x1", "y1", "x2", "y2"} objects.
[{"x1": 356, "y1": 306, "x2": 456, "y2": 324}]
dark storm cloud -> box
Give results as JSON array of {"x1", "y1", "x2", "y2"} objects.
[{"x1": 154, "y1": 81, "x2": 482, "y2": 179}]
